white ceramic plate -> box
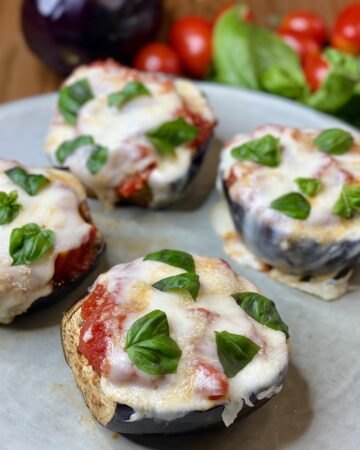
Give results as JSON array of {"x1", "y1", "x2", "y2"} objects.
[{"x1": 1, "y1": 84, "x2": 359, "y2": 450}]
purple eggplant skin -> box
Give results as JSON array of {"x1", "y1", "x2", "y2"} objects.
[
  {"x1": 223, "y1": 183, "x2": 360, "y2": 277},
  {"x1": 27, "y1": 237, "x2": 106, "y2": 314},
  {"x1": 21, "y1": 0, "x2": 162, "y2": 76}
]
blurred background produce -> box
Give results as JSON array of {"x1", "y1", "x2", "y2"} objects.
[{"x1": 1, "y1": 0, "x2": 360, "y2": 125}]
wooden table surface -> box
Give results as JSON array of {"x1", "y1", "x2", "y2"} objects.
[{"x1": 0, "y1": 0, "x2": 351, "y2": 104}]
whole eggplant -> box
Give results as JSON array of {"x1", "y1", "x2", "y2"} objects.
[{"x1": 21, "y1": 0, "x2": 162, "y2": 75}]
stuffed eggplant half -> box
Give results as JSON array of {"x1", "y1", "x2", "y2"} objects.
[
  {"x1": 0, "y1": 158, "x2": 104, "y2": 324},
  {"x1": 62, "y1": 249, "x2": 289, "y2": 435},
  {"x1": 45, "y1": 61, "x2": 216, "y2": 208},
  {"x1": 219, "y1": 125, "x2": 360, "y2": 278}
]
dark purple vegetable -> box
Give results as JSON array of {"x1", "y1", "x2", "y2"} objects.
[{"x1": 21, "y1": 0, "x2": 163, "y2": 75}]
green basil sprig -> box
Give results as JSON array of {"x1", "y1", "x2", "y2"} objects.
[
  {"x1": 125, "y1": 310, "x2": 182, "y2": 375},
  {"x1": 215, "y1": 330, "x2": 260, "y2": 378},
  {"x1": 58, "y1": 79, "x2": 94, "y2": 125},
  {"x1": 9, "y1": 223, "x2": 55, "y2": 266},
  {"x1": 144, "y1": 249, "x2": 195, "y2": 273},
  {"x1": 314, "y1": 129, "x2": 354, "y2": 155},
  {"x1": 108, "y1": 81, "x2": 151, "y2": 108},
  {"x1": 270, "y1": 192, "x2": 311, "y2": 220},
  {"x1": 153, "y1": 273, "x2": 200, "y2": 300},
  {"x1": 56, "y1": 135, "x2": 95, "y2": 164},
  {"x1": 295, "y1": 178, "x2": 323, "y2": 197},
  {"x1": 86, "y1": 145, "x2": 109, "y2": 174},
  {"x1": 0, "y1": 191, "x2": 21, "y2": 225},
  {"x1": 146, "y1": 118, "x2": 198, "y2": 157},
  {"x1": 332, "y1": 184, "x2": 360, "y2": 219},
  {"x1": 231, "y1": 135, "x2": 282, "y2": 167},
  {"x1": 5, "y1": 167, "x2": 50, "y2": 196},
  {"x1": 232, "y1": 292, "x2": 289, "y2": 338}
]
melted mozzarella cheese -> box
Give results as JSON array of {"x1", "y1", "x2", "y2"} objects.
[
  {"x1": 92, "y1": 255, "x2": 289, "y2": 425},
  {"x1": 45, "y1": 62, "x2": 215, "y2": 208},
  {"x1": 220, "y1": 125, "x2": 360, "y2": 242},
  {"x1": 0, "y1": 159, "x2": 92, "y2": 323}
]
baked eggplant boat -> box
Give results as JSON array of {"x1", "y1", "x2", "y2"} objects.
[
  {"x1": 45, "y1": 61, "x2": 216, "y2": 208},
  {"x1": 0, "y1": 158, "x2": 105, "y2": 324},
  {"x1": 62, "y1": 249, "x2": 289, "y2": 435},
  {"x1": 219, "y1": 125, "x2": 360, "y2": 279}
]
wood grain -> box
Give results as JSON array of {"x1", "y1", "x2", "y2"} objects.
[{"x1": 0, "y1": 0, "x2": 350, "y2": 104}]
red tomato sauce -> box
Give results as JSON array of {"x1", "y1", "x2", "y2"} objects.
[{"x1": 195, "y1": 361, "x2": 229, "y2": 401}]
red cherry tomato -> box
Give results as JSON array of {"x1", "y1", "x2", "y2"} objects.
[
  {"x1": 277, "y1": 29, "x2": 321, "y2": 63},
  {"x1": 304, "y1": 55, "x2": 329, "y2": 91},
  {"x1": 280, "y1": 11, "x2": 328, "y2": 45},
  {"x1": 133, "y1": 42, "x2": 182, "y2": 75},
  {"x1": 169, "y1": 16, "x2": 212, "y2": 79},
  {"x1": 213, "y1": 2, "x2": 253, "y2": 24},
  {"x1": 332, "y1": 3, "x2": 360, "y2": 55}
]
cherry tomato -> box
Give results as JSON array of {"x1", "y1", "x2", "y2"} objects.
[
  {"x1": 280, "y1": 11, "x2": 328, "y2": 45},
  {"x1": 332, "y1": 3, "x2": 360, "y2": 55},
  {"x1": 304, "y1": 55, "x2": 329, "y2": 91},
  {"x1": 169, "y1": 16, "x2": 212, "y2": 79},
  {"x1": 133, "y1": 42, "x2": 182, "y2": 75},
  {"x1": 213, "y1": 2, "x2": 253, "y2": 24},
  {"x1": 277, "y1": 29, "x2": 321, "y2": 63}
]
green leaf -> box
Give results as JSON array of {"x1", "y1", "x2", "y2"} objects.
[
  {"x1": 86, "y1": 145, "x2": 108, "y2": 174},
  {"x1": 5, "y1": 167, "x2": 50, "y2": 196},
  {"x1": 215, "y1": 330, "x2": 260, "y2": 378},
  {"x1": 125, "y1": 310, "x2": 181, "y2": 375},
  {"x1": 0, "y1": 191, "x2": 21, "y2": 225},
  {"x1": 9, "y1": 223, "x2": 55, "y2": 266},
  {"x1": 232, "y1": 292, "x2": 289, "y2": 338},
  {"x1": 213, "y1": 8, "x2": 306, "y2": 98},
  {"x1": 332, "y1": 184, "x2": 360, "y2": 219},
  {"x1": 231, "y1": 135, "x2": 282, "y2": 167},
  {"x1": 56, "y1": 135, "x2": 95, "y2": 164},
  {"x1": 152, "y1": 273, "x2": 200, "y2": 300},
  {"x1": 108, "y1": 81, "x2": 151, "y2": 108},
  {"x1": 146, "y1": 118, "x2": 198, "y2": 157},
  {"x1": 305, "y1": 49, "x2": 360, "y2": 113},
  {"x1": 144, "y1": 249, "x2": 195, "y2": 273},
  {"x1": 58, "y1": 79, "x2": 94, "y2": 125},
  {"x1": 270, "y1": 192, "x2": 311, "y2": 220},
  {"x1": 314, "y1": 129, "x2": 354, "y2": 155},
  {"x1": 295, "y1": 178, "x2": 323, "y2": 197}
]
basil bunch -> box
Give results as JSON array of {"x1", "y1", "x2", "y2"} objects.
[
  {"x1": 10, "y1": 223, "x2": 55, "y2": 266},
  {"x1": 231, "y1": 135, "x2": 282, "y2": 167},
  {"x1": 58, "y1": 79, "x2": 94, "y2": 125},
  {"x1": 108, "y1": 81, "x2": 151, "y2": 108},
  {"x1": 125, "y1": 310, "x2": 181, "y2": 375},
  {"x1": 5, "y1": 167, "x2": 50, "y2": 196},
  {"x1": 0, "y1": 191, "x2": 21, "y2": 225},
  {"x1": 332, "y1": 184, "x2": 360, "y2": 219}
]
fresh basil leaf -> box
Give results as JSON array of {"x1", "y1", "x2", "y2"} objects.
[
  {"x1": 125, "y1": 310, "x2": 181, "y2": 375},
  {"x1": 314, "y1": 129, "x2": 354, "y2": 155},
  {"x1": 144, "y1": 249, "x2": 195, "y2": 273},
  {"x1": 305, "y1": 49, "x2": 360, "y2": 113},
  {"x1": 215, "y1": 330, "x2": 260, "y2": 378},
  {"x1": 295, "y1": 178, "x2": 323, "y2": 197},
  {"x1": 86, "y1": 145, "x2": 108, "y2": 174},
  {"x1": 58, "y1": 79, "x2": 94, "y2": 125},
  {"x1": 231, "y1": 135, "x2": 282, "y2": 167},
  {"x1": 146, "y1": 118, "x2": 198, "y2": 157},
  {"x1": 232, "y1": 292, "x2": 289, "y2": 338},
  {"x1": 9, "y1": 223, "x2": 55, "y2": 266},
  {"x1": 332, "y1": 184, "x2": 360, "y2": 219},
  {"x1": 152, "y1": 273, "x2": 200, "y2": 300},
  {"x1": 108, "y1": 81, "x2": 151, "y2": 108},
  {"x1": 270, "y1": 192, "x2": 311, "y2": 220},
  {"x1": 5, "y1": 167, "x2": 50, "y2": 196},
  {"x1": 56, "y1": 135, "x2": 95, "y2": 164},
  {"x1": 213, "y1": 9, "x2": 306, "y2": 98},
  {"x1": 0, "y1": 191, "x2": 21, "y2": 225}
]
